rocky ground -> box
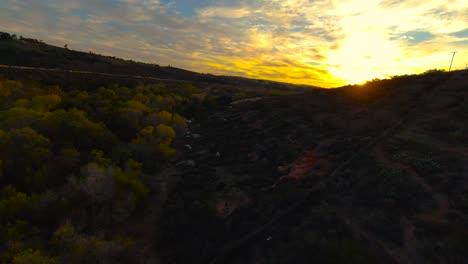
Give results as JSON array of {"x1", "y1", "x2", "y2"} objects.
[{"x1": 159, "y1": 70, "x2": 467, "y2": 264}]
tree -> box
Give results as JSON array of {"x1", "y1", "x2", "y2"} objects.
[
  {"x1": 81, "y1": 162, "x2": 115, "y2": 229},
  {"x1": 172, "y1": 113, "x2": 188, "y2": 134},
  {"x1": 113, "y1": 159, "x2": 150, "y2": 201},
  {"x1": 0, "y1": 128, "x2": 52, "y2": 190},
  {"x1": 12, "y1": 249, "x2": 56, "y2": 264},
  {"x1": 156, "y1": 124, "x2": 176, "y2": 157},
  {"x1": 0, "y1": 32, "x2": 12, "y2": 40},
  {"x1": 30, "y1": 94, "x2": 61, "y2": 112},
  {"x1": 0, "y1": 186, "x2": 33, "y2": 223},
  {"x1": 52, "y1": 223, "x2": 134, "y2": 264},
  {"x1": 158, "y1": 110, "x2": 173, "y2": 123}
]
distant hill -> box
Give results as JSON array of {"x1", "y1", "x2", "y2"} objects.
[{"x1": 0, "y1": 31, "x2": 318, "y2": 90}]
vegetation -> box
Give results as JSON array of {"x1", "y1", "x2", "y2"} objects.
[{"x1": 0, "y1": 78, "x2": 198, "y2": 263}]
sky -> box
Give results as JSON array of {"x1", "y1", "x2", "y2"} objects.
[{"x1": 0, "y1": 0, "x2": 467, "y2": 87}]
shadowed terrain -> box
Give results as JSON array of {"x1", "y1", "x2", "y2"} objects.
[{"x1": 161, "y1": 70, "x2": 467, "y2": 264}]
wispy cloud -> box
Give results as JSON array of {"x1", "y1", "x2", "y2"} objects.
[
  {"x1": 0, "y1": 0, "x2": 467, "y2": 87},
  {"x1": 197, "y1": 6, "x2": 253, "y2": 19}
]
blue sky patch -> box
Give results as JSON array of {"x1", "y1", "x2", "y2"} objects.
[
  {"x1": 70, "y1": 8, "x2": 89, "y2": 20},
  {"x1": 164, "y1": 0, "x2": 214, "y2": 17},
  {"x1": 451, "y1": 28, "x2": 468, "y2": 38},
  {"x1": 400, "y1": 31, "x2": 435, "y2": 44}
]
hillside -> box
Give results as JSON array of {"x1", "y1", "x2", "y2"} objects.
[
  {"x1": 0, "y1": 32, "x2": 316, "y2": 90},
  {"x1": 0, "y1": 32, "x2": 467, "y2": 264},
  {"x1": 161, "y1": 70, "x2": 467, "y2": 264}
]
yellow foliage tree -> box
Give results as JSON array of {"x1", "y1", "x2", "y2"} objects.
[
  {"x1": 155, "y1": 124, "x2": 176, "y2": 158},
  {"x1": 158, "y1": 110, "x2": 173, "y2": 123},
  {"x1": 12, "y1": 249, "x2": 56, "y2": 264},
  {"x1": 124, "y1": 100, "x2": 151, "y2": 113},
  {"x1": 132, "y1": 93, "x2": 150, "y2": 104},
  {"x1": 156, "y1": 124, "x2": 176, "y2": 143},
  {"x1": 30, "y1": 94, "x2": 62, "y2": 111},
  {"x1": 172, "y1": 113, "x2": 188, "y2": 134},
  {"x1": 139, "y1": 125, "x2": 154, "y2": 137},
  {"x1": 52, "y1": 223, "x2": 134, "y2": 264},
  {"x1": 158, "y1": 142, "x2": 176, "y2": 158},
  {"x1": 172, "y1": 113, "x2": 187, "y2": 127},
  {"x1": 0, "y1": 82, "x2": 11, "y2": 99}
]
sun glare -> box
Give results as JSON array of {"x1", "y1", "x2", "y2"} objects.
[{"x1": 325, "y1": 25, "x2": 404, "y2": 85}]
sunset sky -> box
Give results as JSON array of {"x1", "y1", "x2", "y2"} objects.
[{"x1": 0, "y1": 0, "x2": 467, "y2": 87}]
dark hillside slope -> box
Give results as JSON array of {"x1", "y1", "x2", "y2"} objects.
[
  {"x1": 0, "y1": 32, "x2": 316, "y2": 90},
  {"x1": 160, "y1": 70, "x2": 468, "y2": 264},
  {"x1": 0, "y1": 33, "x2": 199, "y2": 79}
]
